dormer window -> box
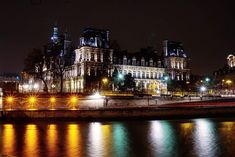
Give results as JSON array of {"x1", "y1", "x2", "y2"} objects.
[
  {"x1": 141, "y1": 57, "x2": 145, "y2": 66},
  {"x1": 132, "y1": 57, "x2": 136, "y2": 66},
  {"x1": 123, "y1": 56, "x2": 127, "y2": 65},
  {"x1": 149, "y1": 58, "x2": 153, "y2": 67}
]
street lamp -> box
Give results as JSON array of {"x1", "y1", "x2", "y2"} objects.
[
  {"x1": 164, "y1": 76, "x2": 169, "y2": 81},
  {"x1": 205, "y1": 77, "x2": 210, "y2": 82},
  {"x1": 200, "y1": 86, "x2": 207, "y2": 92},
  {"x1": 118, "y1": 73, "x2": 124, "y2": 80},
  {"x1": 102, "y1": 78, "x2": 108, "y2": 84}
]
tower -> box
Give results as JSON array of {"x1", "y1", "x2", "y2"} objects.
[
  {"x1": 163, "y1": 40, "x2": 190, "y2": 81},
  {"x1": 50, "y1": 25, "x2": 59, "y2": 44}
]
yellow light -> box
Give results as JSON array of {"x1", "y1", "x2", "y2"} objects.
[
  {"x1": 226, "y1": 80, "x2": 232, "y2": 84},
  {"x1": 28, "y1": 96, "x2": 36, "y2": 104},
  {"x1": 6, "y1": 96, "x2": 14, "y2": 103},
  {"x1": 102, "y1": 78, "x2": 108, "y2": 84},
  {"x1": 50, "y1": 97, "x2": 56, "y2": 103},
  {"x1": 70, "y1": 96, "x2": 77, "y2": 104}
]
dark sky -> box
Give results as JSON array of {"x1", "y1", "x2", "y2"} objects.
[{"x1": 0, "y1": 0, "x2": 235, "y2": 75}]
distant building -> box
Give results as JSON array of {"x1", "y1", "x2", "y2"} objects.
[
  {"x1": 0, "y1": 73, "x2": 20, "y2": 94},
  {"x1": 227, "y1": 54, "x2": 235, "y2": 68}
]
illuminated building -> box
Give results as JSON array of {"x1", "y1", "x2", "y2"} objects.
[
  {"x1": 21, "y1": 26, "x2": 190, "y2": 95},
  {"x1": 163, "y1": 40, "x2": 190, "y2": 81},
  {"x1": 227, "y1": 54, "x2": 235, "y2": 68}
]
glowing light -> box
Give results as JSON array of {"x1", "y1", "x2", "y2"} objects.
[
  {"x1": 226, "y1": 80, "x2": 232, "y2": 84},
  {"x1": 23, "y1": 84, "x2": 29, "y2": 89},
  {"x1": 6, "y1": 96, "x2": 14, "y2": 103},
  {"x1": 33, "y1": 83, "x2": 39, "y2": 89},
  {"x1": 205, "y1": 77, "x2": 210, "y2": 82},
  {"x1": 164, "y1": 76, "x2": 169, "y2": 81},
  {"x1": 50, "y1": 97, "x2": 56, "y2": 103},
  {"x1": 90, "y1": 92, "x2": 103, "y2": 99},
  {"x1": 102, "y1": 78, "x2": 108, "y2": 84},
  {"x1": 28, "y1": 96, "x2": 36, "y2": 104},
  {"x1": 200, "y1": 86, "x2": 207, "y2": 92},
  {"x1": 70, "y1": 96, "x2": 77, "y2": 104},
  {"x1": 118, "y1": 73, "x2": 124, "y2": 80}
]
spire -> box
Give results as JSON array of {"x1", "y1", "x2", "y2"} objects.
[{"x1": 51, "y1": 23, "x2": 59, "y2": 44}]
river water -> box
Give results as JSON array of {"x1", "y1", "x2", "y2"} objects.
[{"x1": 0, "y1": 118, "x2": 234, "y2": 157}]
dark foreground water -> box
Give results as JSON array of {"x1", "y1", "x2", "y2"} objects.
[{"x1": 0, "y1": 118, "x2": 235, "y2": 157}]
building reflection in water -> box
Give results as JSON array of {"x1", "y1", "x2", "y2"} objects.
[
  {"x1": 46, "y1": 124, "x2": 58, "y2": 157},
  {"x1": 23, "y1": 124, "x2": 39, "y2": 157},
  {"x1": 66, "y1": 124, "x2": 81, "y2": 157},
  {"x1": 2, "y1": 124, "x2": 15, "y2": 156},
  {"x1": 149, "y1": 120, "x2": 177, "y2": 157},
  {"x1": 112, "y1": 123, "x2": 129, "y2": 157},
  {"x1": 194, "y1": 119, "x2": 219, "y2": 157}
]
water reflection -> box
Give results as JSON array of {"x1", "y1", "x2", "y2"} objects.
[
  {"x1": 47, "y1": 124, "x2": 58, "y2": 157},
  {"x1": 88, "y1": 122, "x2": 113, "y2": 157},
  {"x1": 23, "y1": 124, "x2": 39, "y2": 157},
  {"x1": 0, "y1": 119, "x2": 235, "y2": 157},
  {"x1": 66, "y1": 124, "x2": 82, "y2": 157},
  {"x1": 219, "y1": 121, "x2": 235, "y2": 156},
  {"x1": 112, "y1": 123, "x2": 129, "y2": 157},
  {"x1": 149, "y1": 120, "x2": 177, "y2": 157},
  {"x1": 2, "y1": 124, "x2": 15, "y2": 156},
  {"x1": 193, "y1": 119, "x2": 220, "y2": 157}
]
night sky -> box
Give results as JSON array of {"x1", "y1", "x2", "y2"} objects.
[{"x1": 0, "y1": 0, "x2": 235, "y2": 75}]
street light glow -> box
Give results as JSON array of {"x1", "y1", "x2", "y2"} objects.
[
  {"x1": 70, "y1": 96, "x2": 77, "y2": 104},
  {"x1": 164, "y1": 76, "x2": 169, "y2": 81},
  {"x1": 102, "y1": 78, "x2": 108, "y2": 84},
  {"x1": 50, "y1": 97, "x2": 56, "y2": 103},
  {"x1": 205, "y1": 77, "x2": 210, "y2": 82},
  {"x1": 118, "y1": 73, "x2": 124, "y2": 80},
  {"x1": 200, "y1": 86, "x2": 207, "y2": 92},
  {"x1": 6, "y1": 96, "x2": 14, "y2": 103},
  {"x1": 226, "y1": 80, "x2": 232, "y2": 84},
  {"x1": 28, "y1": 96, "x2": 37, "y2": 104}
]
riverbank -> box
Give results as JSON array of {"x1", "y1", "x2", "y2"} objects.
[{"x1": 1, "y1": 104, "x2": 235, "y2": 121}]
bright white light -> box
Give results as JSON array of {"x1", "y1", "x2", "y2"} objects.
[
  {"x1": 33, "y1": 83, "x2": 39, "y2": 89},
  {"x1": 51, "y1": 84, "x2": 56, "y2": 88},
  {"x1": 164, "y1": 76, "x2": 169, "y2": 81},
  {"x1": 205, "y1": 77, "x2": 210, "y2": 82},
  {"x1": 90, "y1": 92, "x2": 104, "y2": 99},
  {"x1": 23, "y1": 84, "x2": 29, "y2": 89},
  {"x1": 200, "y1": 86, "x2": 207, "y2": 92}
]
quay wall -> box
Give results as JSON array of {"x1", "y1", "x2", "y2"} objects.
[{"x1": 2, "y1": 107, "x2": 235, "y2": 120}]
